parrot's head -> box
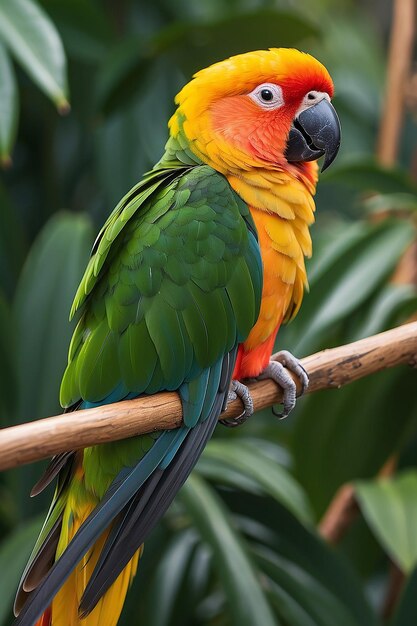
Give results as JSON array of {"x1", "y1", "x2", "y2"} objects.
[{"x1": 170, "y1": 48, "x2": 340, "y2": 177}]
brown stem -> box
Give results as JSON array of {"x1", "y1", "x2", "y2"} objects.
[
  {"x1": 376, "y1": 0, "x2": 415, "y2": 166},
  {"x1": 382, "y1": 563, "x2": 406, "y2": 620},
  {"x1": 318, "y1": 483, "x2": 359, "y2": 545},
  {"x1": 318, "y1": 484, "x2": 358, "y2": 544},
  {"x1": 319, "y1": 455, "x2": 399, "y2": 544},
  {"x1": 392, "y1": 240, "x2": 417, "y2": 287},
  {"x1": 0, "y1": 322, "x2": 416, "y2": 472}
]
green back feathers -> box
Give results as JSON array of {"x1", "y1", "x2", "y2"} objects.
[
  {"x1": 70, "y1": 167, "x2": 184, "y2": 319},
  {"x1": 61, "y1": 164, "x2": 262, "y2": 408},
  {"x1": 16, "y1": 157, "x2": 263, "y2": 625}
]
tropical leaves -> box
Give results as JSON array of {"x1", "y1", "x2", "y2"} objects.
[
  {"x1": 0, "y1": 0, "x2": 69, "y2": 162},
  {"x1": 0, "y1": 516, "x2": 43, "y2": 625},
  {"x1": 1, "y1": 2, "x2": 417, "y2": 626},
  {"x1": 356, "y1": 472, "x2": 417, "y2": 574}
]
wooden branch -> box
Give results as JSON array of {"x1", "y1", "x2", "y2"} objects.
[
  {"x1": 382, "y1": 562, "x2": 405, "y2": 620},
  {"x1": 318, "y1": 484, "x2": 358, "y2": 544},
  {"x1": 376, "y1": 0, "x2": 415, "y2": 166},
  {"x1": 0, "y1": 323, "x2": 416, "y2": 472}
]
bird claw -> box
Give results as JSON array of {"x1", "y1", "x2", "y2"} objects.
[
  {"x1": 258, "y1": 350, "x2": 309, "y2": 419},
  {"x1": 220, "y1": 380, "x2": 254, "y2": 428},
  {"x1": 275, "y1": 350, "x2": 309, "y2": 395},
  {"x1": 220, "y1": 351, "x2": 307, "y2": 425}
]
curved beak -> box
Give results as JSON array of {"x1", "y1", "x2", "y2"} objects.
[{"x1": 285, "y1": 99, "x2": 341, "y2": 172}]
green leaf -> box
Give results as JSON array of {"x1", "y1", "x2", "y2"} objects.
[
  {"x1": 95, "y1": 35, "x2": 152, "y2": 117},
  {"x1": 391, "y1": 565, "x2": 417, "y2": 626},
  {"x1": 316, "y1": 161, "x2": 417, "y2": 219},
  {"x1": 355, "y1": 471, "x2": 417, "y2": 573},
  {"x1": 197, "y1": 455, "x2": 266, "y2": 495},
  {"x1": 0, "y1": 0, "x2": 69, "y2": 110},
  {"x1": 180, "y1": 474, "x2": 278, "y2": 626},
  {"x1": 306, "y1": 220, "x2": 413, "y2": 337},
  {"x1": 349, "y1": 284, "x2": 417, "y2": 342},
  {"x1": 288, "y1": 219, "x2": 414, "y2": 355},
  {"x1": 0, "y1": 42, "x2": 17, "y2": 164},
  {"x1": 96, "y1": 58, "x2": 176, "y2": 206},
  {"x1": 44, "y1": 0, "x2": 114, "y2": 64},
  {"x1": 308, "y1": 220, "x2": 371, "y2": 285},
  {"x1": 255, "y1": 547, "x2": 363, "y2": 626},
  {"x1": 13, "y1": 212, "x2": 93, "y2": 422},
  {"x1": 363, "y1": 192, "x2": 417, "y2": 215},
  {"x1": 0, "y1": 515, "x2": 43, "y2": 625},
  {"x1": 145, "y1": 530, "x2": 203, "y2": 626},
  {"x1": 0, "y1": 182, "x2": 26, "y2": 297},
  {"x1": 224, "y1": 492, "x2": 377, "y2": 626},
  {"x1": 201, "y1": 440, "x2": 313, "y2": 525},
  {"x1": 293, "y1": 362, "x2": 417, "y2": 518},
  {"x1": 0, "y1": 293, "x2": 17, "y2": 424},
  {"x1": 281, "y1": 220, "x2": 390, "y2": 352},
  {"x1": 323, "y1": 161, "x2": 417, "y2": 196},
  {"x1": 173, "y1": 10, "x2": 320, "y2": 77},
  {"x1": 97, "y1": 10, "x2": 319, "y2": 116}
]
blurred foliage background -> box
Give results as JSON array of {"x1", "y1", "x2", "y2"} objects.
[{"x1": 1, "y1": 0, "x2": 417, "y2": 624}]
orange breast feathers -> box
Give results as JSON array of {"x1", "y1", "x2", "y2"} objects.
[{"x1": 228, "y1": 168, "x2": 317, "y2": 380}]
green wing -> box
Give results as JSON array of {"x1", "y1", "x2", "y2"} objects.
[
  {"x1": 14, "y1": 164, "x2": 263, "y2": 621},
  {"x1": 60, "y1": 164, "x2": 262, "y2": 409},
  {"x1": 70, "y1": 166, "x2": 185, "y2": 319},
  {"x1": 70, "y1": 129, "x2": 205, "y2": 320}
]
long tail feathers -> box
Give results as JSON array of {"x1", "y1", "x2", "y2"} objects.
[
  {"x1": 80, "y1": 403, "x2": 220, "y2": 615},
  {"x1": 15, "y1": 349, "x2": 236, "y2": 626},
  {"x1": 14, "y1": 429, "x2": 180, "y2": 626},
  {"x1": 34, "y1": 508, "x2": 141, "y2": 626}
]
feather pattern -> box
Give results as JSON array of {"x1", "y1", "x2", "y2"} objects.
[
  {"x1": 15, "y1": 159, "x2": 261, "y2": 625},
  {"x1": 15, "y1": 47, "x2": 333, "y2": 625}
]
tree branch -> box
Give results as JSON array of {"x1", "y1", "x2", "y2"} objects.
[
  {"x1": 376, "y1": 0, "x2": 415, "y2": 166},
  {"x1": 0, "y1": 322, "x2": 416, "y2": 472}
]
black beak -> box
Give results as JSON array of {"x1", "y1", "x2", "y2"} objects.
[{"x1": 285, "y1": 99, "x2": 341, "y2": 172}]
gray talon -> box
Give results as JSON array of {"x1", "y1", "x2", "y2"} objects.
[
  {"x1": 274, "y1": 350, "x2": 309, "y2": 394},
  {"x1": 259, "y1": 351, "x2": 309, "y2": 419},
  {"x1": 220, "y1": 380, "x2": 254, "y2": 428}
]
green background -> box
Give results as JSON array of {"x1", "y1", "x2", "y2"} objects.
[{"x1": 1, "y1": 0, "x2": 417, "y2": 624}]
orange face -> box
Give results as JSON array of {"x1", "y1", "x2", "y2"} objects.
[
  {"x1": 210, "y1": 94, "x2": 294, "y2": 164},
  {"x1": 170, "y1": 48, "x2": 335, "y2": 173}
]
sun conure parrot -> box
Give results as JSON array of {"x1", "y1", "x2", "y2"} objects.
[{"x1": 13, "y1": 48, "x2": 340, "y2": 626}]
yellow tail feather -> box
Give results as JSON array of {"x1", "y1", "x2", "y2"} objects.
[{"x1": 50, "y1": 503, "x2": 141, "y2": 626}]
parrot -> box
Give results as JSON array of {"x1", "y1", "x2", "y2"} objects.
[{"x1": 13, "y1": 48, "x2": 340, "y2": 626}]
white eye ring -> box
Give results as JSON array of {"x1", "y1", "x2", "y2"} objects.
[{"x1": 248, "y1": 83, "x2": 284, "y2": 109}]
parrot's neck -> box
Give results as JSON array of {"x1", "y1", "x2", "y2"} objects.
[
  {"x1": 163, "y1": 122, "x2": 318, "y2": 305},
  {"x1": 226, "y1": 163, "x2": 317, "y2": 292},
  {"x1": 226, "y1": 160, "x2": 320, "y2": 380},
  {"x1": 226, "y1": 166, "x2": 316, "y2": 319},
  {"x1": 162, "y1": 121, "x2": 319, "y2": 378},
  {"x1": 226, "y1": 166, "x2": 317, "y2": 224},
  {"x1": 228, "y1": 167, "x2": 318, "y2": 378}
]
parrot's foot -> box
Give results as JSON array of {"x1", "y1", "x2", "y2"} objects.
[
  {"x1": 220, "y1": 380, "x2": 254, "y2": 428},
  {"x1": 258, "y1": 350, "x2": 309, "y2": 419}
]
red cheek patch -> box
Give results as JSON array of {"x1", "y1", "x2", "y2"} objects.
[{"x1": 211, "y1": 96, "x2": 295, "y2": 164}]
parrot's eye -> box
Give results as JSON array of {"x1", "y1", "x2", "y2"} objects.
[
  {"x1": 260, "y1": 89, "x2": 273, "y2": 101},
  {"x1": 249, "y1": 83, "x2": 284, "y2": 109}
]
